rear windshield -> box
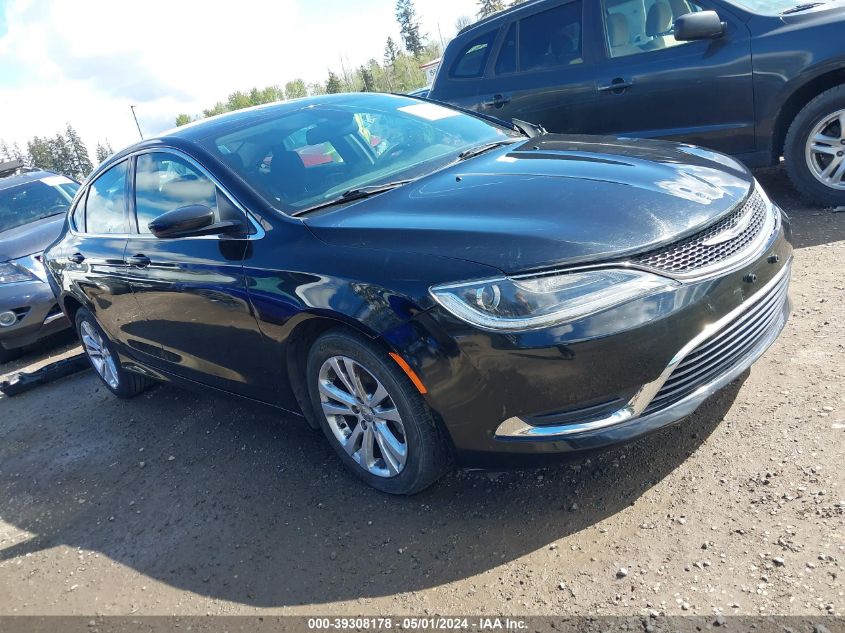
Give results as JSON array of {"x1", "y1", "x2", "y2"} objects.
[
  {"x1": 201, "y1": 95, "x2": 519, "y2": 214},
  {"x1": 0, "y1": 176, "x2": 80, "y2": 233}
]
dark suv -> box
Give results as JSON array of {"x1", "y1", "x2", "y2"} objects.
[{"x1": 429, "y1": 0, "x2": 845, "y2": 206}]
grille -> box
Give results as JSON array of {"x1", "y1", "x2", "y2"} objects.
[
  {"x1": 633, "y1": 190, "x2": 768, "y2": 275},
  {"x1": 644, "y1": 269, "x2": 789, "y2": 415}
]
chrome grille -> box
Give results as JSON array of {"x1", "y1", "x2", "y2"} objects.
[
  {"x1": 633, "y1": 190, "x2": 768, "y2": 274},
  {"x1": 644, "y1": 269, "x2": 790, "y2": 415}
]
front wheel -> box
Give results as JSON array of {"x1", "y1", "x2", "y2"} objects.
[
  {"x1": 784, "y1": 85, "x2": 845, "y2": 207},
  {"x1": 306, "y1": 330, "x2": 452, "y2": 495},
  {"x1": 75, "y1": 308, "x2": 153, "y2": 398}
]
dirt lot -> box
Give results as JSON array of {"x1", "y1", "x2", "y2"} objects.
[{"x1": 0, "y1": 166, "x2": 842, "y2": 617}]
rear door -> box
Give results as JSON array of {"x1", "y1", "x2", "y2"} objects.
[
  {"x1": 590, "y1": 0, "x2": 755, "y2": 155},
  {"x1": 122, "y1": 149, "x2": 270, "y2": 399},
  {"x1": 60, "y1": 160, "x2": 137, "y2": 344},
  {"x1": 474, "y1": 0, "x2": 604, "y2": 134}
]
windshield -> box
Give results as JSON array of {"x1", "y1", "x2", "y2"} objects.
[
  {"x1": 0, "y1": 176, "x2": 80, "y2": 234},
  {"x1": 203, "y1": 95, "x2": 520, "y2": 213},
  {"x1": 726, "y1": 0, "x2": 829, "y2": 14}
]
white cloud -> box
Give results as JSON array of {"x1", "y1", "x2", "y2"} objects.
[{"x1": 0, "y1": 0, "x2": 478, "y2": 156}]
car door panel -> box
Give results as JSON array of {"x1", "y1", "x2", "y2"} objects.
[{"x1": 592, "y1": 0, "x2": 755, "y2": 155}]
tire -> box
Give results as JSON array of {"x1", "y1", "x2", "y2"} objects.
[
  {"x1": 306, "y1": 330, "x2": 452, "y2": 495},
  {"x1": 75, "y1": 308, "x2": 153, "y2": 398},
  {"x1": 784, "y1": 84, "x2": 845, "y2": 207}
]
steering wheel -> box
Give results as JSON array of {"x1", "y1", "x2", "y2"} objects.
[{"x1": 378, "y1": 143, "x2": 415, "y2": 162}]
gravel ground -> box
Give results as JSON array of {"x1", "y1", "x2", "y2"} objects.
[{"x1": 0, "y1": 166, "x2": 842, "y2": 617}]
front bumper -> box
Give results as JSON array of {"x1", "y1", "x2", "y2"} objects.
[
  {"x1": 381, "y1": 210, "x2": 792, "y2": 467},
  {"x1": 0, "y1": 277, "x2": 69, "y2": 351}
]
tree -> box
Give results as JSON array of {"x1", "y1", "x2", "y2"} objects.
[
  {"x1": 384, "y1": 37, "x2": 400, "y2": 65},
  {"x1": 285, "y1": 79, "x2": 308, "y2": 99},
  {"x1": 395, "y1": 0, "x2": 426, "y2": 56},
  {"x1": 95, "y1": 141, "x2": 114, "y2": 164},
  {"x1": 27, "y1": 137, "x2": 55, "y2": 172},
  {"x1": 65, "y1": 124, "x2": 93, "y2": 178},
  {"x1": 308, "y1": 82, "x2": 327, "y2": 96},
  {"x1": 477, "y1": 0, "x2": 506, "y2": 18},
  {"x1": 359, "y1": 66, "x2": 375, "y2": 92},
  {"x1": 175, "y1": 113, "x2": 192, "y2": 127},
  {"x1": 455, "y1": 15, "x2": 473, "y2": 32},
  {"x1": 325, "y1": 71, "x2": 344, "y2": 94}
]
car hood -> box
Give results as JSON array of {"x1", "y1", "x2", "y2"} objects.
[
  {"x1": 0, "y1": 214, "x2": 66, "y2": 262},
  {"x1": 304, "y1": 135, "x2": 755, "y2": 274}
]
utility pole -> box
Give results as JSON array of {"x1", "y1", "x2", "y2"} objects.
[{"x1": 130, "y1": 105, "x2": 144, "y2": 140}]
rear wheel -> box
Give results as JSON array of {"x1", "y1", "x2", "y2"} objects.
[
  {"x1": 75, "y1": 308, "x2": 153, "y2": 398},
  {"x1": 306, "y1": 330, "x2": 452, "y2": 495},
  {"x1": 784, "y1": 85, "x2": 845, "y2": 207}
]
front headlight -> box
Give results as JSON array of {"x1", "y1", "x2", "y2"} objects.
[
  {"x1": 0, "y1": 262, "x2": 36, "y2": 284},
  {"x1": 430, "y1": 268, "x2": 678, "y2": 332}
]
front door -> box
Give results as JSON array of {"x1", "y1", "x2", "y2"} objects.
[
  {"x1": 123, "y1": 150, "x2": 269, "y2": 399},
  {"x1": 590, "y1": 0, "x2": 755, "y2": 155}
]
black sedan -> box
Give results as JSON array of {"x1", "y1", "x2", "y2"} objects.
[{"x1": 44, "y1": 93, "x2": 792, "y2": 494}]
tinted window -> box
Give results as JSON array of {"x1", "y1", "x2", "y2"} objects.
[
  {"x1": 450, "y1": 30, "x2": 497, "y2": 78},
  {"x1": 604, "y1": 0, "x2": 702, "y2": 58},
  {"x1": 0, "y1": 176, "x2": 79, "y2": 233},
  {"x1": 134, "y1": 153, "x2": 223, "y2": 233},
  {"x1": 85, "y1": 161, "x2": 128, "y2": 234},
  {"x1": 519, "y1": 1, "x2": 583, "y2": 71},
  {"x1": 203, "y1": 96, "x2": 519, "y2": 213},
  {"x1": 495, "y1": 23, "x2": 517, "y2": 74}
]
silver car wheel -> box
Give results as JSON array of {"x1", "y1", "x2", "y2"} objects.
[
  {"x1": 80, "y1": 320, "x2": 120, "y2": 390},
  {"x1": 805, "y1": 108, "x2": 845, "y2": 190},
  {"x1": 318, "y1": 356, "x2": 407, "y2": 478}
]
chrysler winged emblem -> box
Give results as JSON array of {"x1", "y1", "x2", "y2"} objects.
[{"x1": 701, "y1": 210, "x2": 754, "y2": 247}]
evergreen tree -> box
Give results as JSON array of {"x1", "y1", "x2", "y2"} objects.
[
  {"x1": 27, "y1": 137, "x2": 56, "y2": 172},
  {"x1": 0, "y1": 141, "x2": 10, "y2": 162},
  {"x1": 95, "y1": 142, "x2": 113, "y2": 164},
  {"x1": 175, "y1": 113, "x2": 192, "y2": 127},
  {"x1": 455, "y1": 15, "x2": 473, "y2": 32},
  {"x1": 477, "y1": 0, "x2": 506, "y2": 17},
  {"x1": 65, "y1": 124, "x2": 94, "y2": 178},
  {"x1": 359, "y1": 66, "x2": 375, "y2": 92},
  {"x1": 395, "y1": 0, "x2": 426, "y2": 56},
  {"x1": 325, "y1": 71, "x2": 344, "y2": 94},
  {"x1": 11, "y1": 143, "x2": 24, "y2": 163},
  {"x1": 384, "y1": 37, "x2": 400, "y2": 65}
]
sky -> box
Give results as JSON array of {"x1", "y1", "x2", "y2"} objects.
[{"x1": 0, "y1": 0, "x2": 478, "y2": 155}]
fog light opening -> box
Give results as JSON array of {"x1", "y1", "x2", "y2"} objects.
[{"x1": 0, "y1": 311, "x2": 17, "y2": 327}]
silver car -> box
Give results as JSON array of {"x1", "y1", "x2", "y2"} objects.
[{"x1": 0, "y1": 166, "x2": 79, "y2": 362}]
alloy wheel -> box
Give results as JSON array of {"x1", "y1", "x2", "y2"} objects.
[
  {"x1": 80, "y1": 321, "x2": 120, "y2": 390},
  {"x1": 805, "y1": 108, "x2": 845, "y2": 190},
  {"x1": 318, "y1": 356, "x2": 408, "y2": 478}
]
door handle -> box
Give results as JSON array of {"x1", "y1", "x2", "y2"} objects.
[
  {"x1": 598, "y1": 78, "x2": 633, "y2": 93},
  {"x1": 126, "y1": 254, "x2": 151, "y2": 268},
  {"x1": 483, "y1": 93, "x2": 511, "y2": 109},
  {"x1": 67, "y1": 252, "x2": 85, "y2": 264}
]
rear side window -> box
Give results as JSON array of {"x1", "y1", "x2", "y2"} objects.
[
  {"x1": 450, "y1": 30, "x2": 497, "y2": 78},
  {"x1": 495, "y1": 23, "x2": 518, "y2": 74},
  {"x1": 85, "y1": 161, "x2": 128, "y2": 234},
  {"x1": 134, "y1": 152, "x2": 239, "y2": 234},
  {"x1": 519, "y1": 1, "x2": 583, "y2": 71}
]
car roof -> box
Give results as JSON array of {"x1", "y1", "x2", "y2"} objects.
[
  {"x1": 456, "y1": 0, "x2": 547, "y2": 37},
  {"x1": 0, "y1": 170, "x2": 61, "y2": 191}
]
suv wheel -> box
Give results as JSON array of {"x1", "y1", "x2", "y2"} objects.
[
  {"x1": 785, "y1": 84, "x2": 845, "y2": 206},
  {"x1": 76, "y1": 308, "x2": 153, "y2": 398},
  {"x1": 306, "y1": 330, "x2": 452, "y2": 495}
]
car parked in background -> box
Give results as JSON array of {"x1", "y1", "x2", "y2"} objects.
[
  {"x1": 0, "y1": 162, "x2": 79, "y2": 362},
  {"x1": 44, "y1": 94, "x2": 791, "y2": 494},
  {"x1": 429, "y1": 0, "x2": 845, "y2": 206}
]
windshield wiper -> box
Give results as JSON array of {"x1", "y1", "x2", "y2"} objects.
[
  {"x1": 457, "y1": 140, "x2": 515, "y2": 161},
  {"x1": 292, "y1": 180, "x2": 414, "y2": 216},
  {"x1": 781, "y1": 2, "x2": 825, "y2": 13}
]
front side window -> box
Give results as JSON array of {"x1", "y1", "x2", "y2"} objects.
[
  {"x1": 519, "y1": 1, "x2": 583, "y2": 71},
  {"x1": 85, "y1": 161, "x2": 128, "y2": 234},
  {"x1": 134, "y1": 153, "x2": 227, "y2": 233},
  {"x1": 604, "y1": 0, "x2": 703, "y2": 58},
  {"x1": 0, "y1": 176, "x2": 79, "y2": 234},
  {"x1": 450, "y1": 30, "x2": 497, "y2": 78},
  {"x1": 203, "y1": 95, "x2": 520, "y2": 213}
]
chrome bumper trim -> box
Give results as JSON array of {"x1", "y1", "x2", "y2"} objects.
[{"x1": 495, "y1": 260, "x2": 792, "y2": 440}]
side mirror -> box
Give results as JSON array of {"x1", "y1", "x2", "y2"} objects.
[
  {"x1": 148, "y1": 205, "x2": 243, "y2": 239},
  {"x1": 674, "y1": 11, "x2": 726, "y2": 41}
]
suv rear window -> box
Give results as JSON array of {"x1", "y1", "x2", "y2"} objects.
[{"x1": 450, "y1": 30, "x2": 497, "y2": 78}]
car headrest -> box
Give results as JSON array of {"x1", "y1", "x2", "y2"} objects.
[
  {"x1": 608, "y1": 13, "x2": 631, "y2": 47},
  {"x1": 550, "y1": 30, "x2": 576, "y2": 56},
  {"x1": 272, "y1": 149, "x2": 306, "y2": 174},
  {"x1": 646, "y1": 1, "x2": 673, "y2": 36}
]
